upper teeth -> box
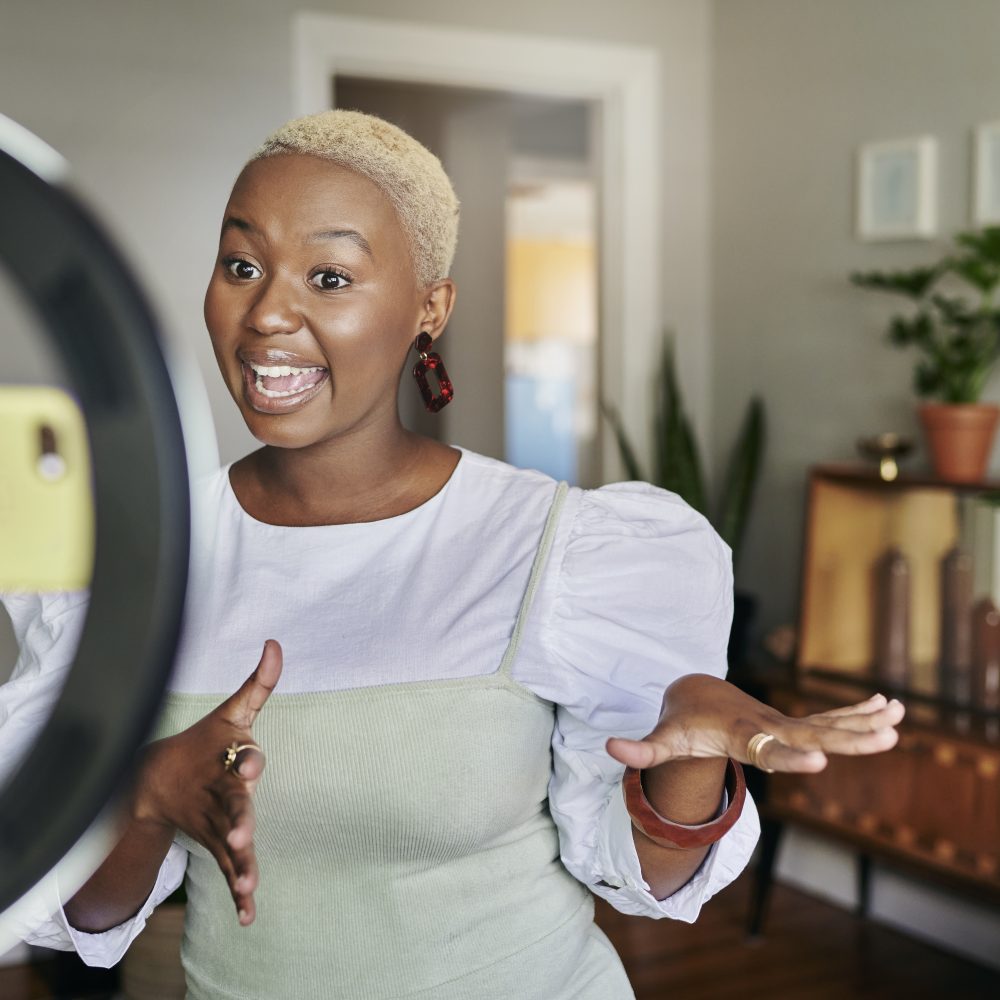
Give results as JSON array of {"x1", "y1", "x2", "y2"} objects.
[{"x1": 248, "y1": 363, "x2": 325, "y2": 376}]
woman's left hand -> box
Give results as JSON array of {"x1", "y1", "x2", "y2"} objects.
[{"x1": 606, "y1": 673, "x2": 905, "y2": 773}]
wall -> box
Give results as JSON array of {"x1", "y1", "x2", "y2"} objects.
[
  {"x1": 712, "y1": 0, "x2": 1000, "y2": 634},
  {"x1": 0, "y1": 0, "x2": 713, "y2": 469},
  {"x1": 711, "y1": 0, "x2": 1000, "y2": 969}
]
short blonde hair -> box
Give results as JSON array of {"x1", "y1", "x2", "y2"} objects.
[{"x1": 251, "y1": 109, "x2": 459, "y2": 286}]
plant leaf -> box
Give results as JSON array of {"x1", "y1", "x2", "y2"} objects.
[
  {"x1": 914, "y1": 360, "x2": 944, "y2": 398},
  {"x1": 716, "y1": 398, "x2": 766, "y2": 571},
  {"x1": 948, "y1": 255, "x2": 1000, "y2": 297},
  {"x1": 954, "y1": 226, "x2": 1000, "y2": 265},
  {"x1": 652, "y1": 337, "x2": 707, "y2": 513},
  {"x1": 929, "y1": 294, "x2": 977, "y2": 329},
  {"x1": 887, "y1": 312, "x2": 935, "y2": 347},
  {"x1": 599, "y1": 400, "x2": 645, "y2": 481},
  {"x1": 677, "y1": 411, "x2": 708, "y2": 516},
  {"x1": 653, "y1": 337, "x2": 678, "y2": 489},
  {"x1": 850, "y1": 266, "x2": 941, "y2": 299}
]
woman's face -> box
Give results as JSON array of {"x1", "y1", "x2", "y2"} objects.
[{"x1": 205, "y1": 153, "x2": 433, "y2": 449}]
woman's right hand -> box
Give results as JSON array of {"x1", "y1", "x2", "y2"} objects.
[{"x1": 130, "y1": 639, "x2": 282, "y2": 926}]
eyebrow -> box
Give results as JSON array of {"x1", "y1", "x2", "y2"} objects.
[
  {"x1": 222, "y1": 216, "x2": 261, "y2": 237},
  {"x1": 221, "y1": 217, "x2": 374, "y2": 260},
  {"x1": 306, "y1": 228, "x2": 374, "y2": 259}
]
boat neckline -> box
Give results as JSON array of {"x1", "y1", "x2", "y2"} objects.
[{"x1": 220, "y1": 447, "x2": 466, "y2": 531}]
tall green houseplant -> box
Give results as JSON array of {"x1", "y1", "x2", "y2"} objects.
[{"x1": 602, "y1": 336, "x2": 766, "y2": 574}]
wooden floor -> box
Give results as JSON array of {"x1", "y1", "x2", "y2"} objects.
[
  {"x1": 2, "y1": 879, "x2": 997, "y2": 998},
  {"x1": 595, "y1": 878, "x2": 1000, "y2": 999}
]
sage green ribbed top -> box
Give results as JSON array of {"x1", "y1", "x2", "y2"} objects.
[{"x1": 151, "y1": 483, "x2": 634, "y2": 1000}]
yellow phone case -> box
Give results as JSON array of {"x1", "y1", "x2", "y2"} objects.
[{"x1": 0, "y1": 386, "x2": 95, "y2": 591}]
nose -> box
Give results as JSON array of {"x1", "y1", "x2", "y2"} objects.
[{"x1": 245, "y1": 273, "x2": 302, "y2": 336}]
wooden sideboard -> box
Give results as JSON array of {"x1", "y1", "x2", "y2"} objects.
[
  {"x1": 741, "y1": 660, "x2": 1000, "y2": 934},
  {"x1": 738, "y1": 462, "x2": 1000, "y2": 933}
]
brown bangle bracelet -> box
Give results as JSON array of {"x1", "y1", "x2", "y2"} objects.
[{"x1": 622, "y1": 758, "x2": 747, "y2": 850}]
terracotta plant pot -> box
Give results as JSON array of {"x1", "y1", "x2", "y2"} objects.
[{"x1": 918, "y1": 402, "x2": 1000, "y2": 482}]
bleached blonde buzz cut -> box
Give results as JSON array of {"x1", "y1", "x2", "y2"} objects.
[{"x1": 251, "y1": 109, "x2": 459, "y2": 287}]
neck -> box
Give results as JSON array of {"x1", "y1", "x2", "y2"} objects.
[{"x1": 239, "y1": 410, "x2": 457, "y2": 525}]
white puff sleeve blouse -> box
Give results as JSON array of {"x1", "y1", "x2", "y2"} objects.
[
  {"x1": 515, "y1": 480, "x2": 760, "y2": 917},
  {"x1": 0, "y1": 448, "x2": 758, "y2": 967}
]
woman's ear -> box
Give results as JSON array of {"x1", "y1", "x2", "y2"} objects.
[{"x1": 418, "y1": 279, "x2": 457, "y2": 339}]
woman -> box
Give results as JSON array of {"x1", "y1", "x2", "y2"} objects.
[{"x1": 4, "y1": 110, "x2": 904, "y2": 998}]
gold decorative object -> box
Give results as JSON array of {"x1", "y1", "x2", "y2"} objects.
[
  {"x1": 856, "y1": 432, "x2": 914, "y2": 481},
  {"x1": 977, "y1": 756, "x2": 999, "y2": 780}
]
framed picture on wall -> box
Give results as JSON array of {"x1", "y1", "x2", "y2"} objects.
[
  {"x1": 856, "y1": 135, "x2": 937, "y2": 241},
  {"x1": 973, "y1": 121, "x2": 1000, "y2": 225}
]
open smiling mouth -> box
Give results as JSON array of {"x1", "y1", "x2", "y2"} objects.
[{"x1": 241, "y1": 361, "x2": 330, "y2": 413}]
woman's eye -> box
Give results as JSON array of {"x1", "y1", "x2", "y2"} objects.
[
  {"x1": 224, "y1": 258, "x2": 261, "y2": 281},
  {"x1": 309, "y1": 269, "x2": 351, "y2": 291}
]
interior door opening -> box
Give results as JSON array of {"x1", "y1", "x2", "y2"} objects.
[{"x1": 334, "y1": 77, "x2": 600, "y2": 486}]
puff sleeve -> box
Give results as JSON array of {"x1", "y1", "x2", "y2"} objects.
[
  {"x1": 515, "y1": 482, "x2": 760, "y2": 920},
  {"x1": 0, "y1": 590, "x2": 187, "y2": 967}
]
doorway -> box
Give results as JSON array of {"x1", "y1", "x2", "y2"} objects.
[
  {"x1": 294, "y1": 11, "x2": 662, "y2": 486},
  {"x1": 336, "y1": 78, "x2": 599, "y2": 485}
]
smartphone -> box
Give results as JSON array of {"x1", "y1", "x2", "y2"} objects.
[{"x1": 0, "y1": 386, "x2": 94, "y2": 591}]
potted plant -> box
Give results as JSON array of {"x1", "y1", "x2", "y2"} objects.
[
  {"x1": 851, "y1": 226, "x2": 1000, "y2": 482},
  {"x1": 602, "y1": 336, "x2": 766, "y2": 670}
]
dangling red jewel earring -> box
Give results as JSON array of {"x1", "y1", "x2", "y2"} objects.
[{"x1": 412, "y1": 332, "x2": 454, "y2": 412}]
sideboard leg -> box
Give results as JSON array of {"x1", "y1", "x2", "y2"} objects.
[
  {"x1": 856, "y1": 852, "x2": 872, "y2": 918},
  {"x1": 747, "y1": 815, "x2": 783, "y2": 938}
]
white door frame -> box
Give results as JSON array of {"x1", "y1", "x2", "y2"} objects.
[{"x1": 293, "y1": 13, "x2": 661, "y2": 483}]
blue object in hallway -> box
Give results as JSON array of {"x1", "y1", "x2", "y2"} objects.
[{"x1": 505, "y1": 374, "x2": 577, "y2": 484}]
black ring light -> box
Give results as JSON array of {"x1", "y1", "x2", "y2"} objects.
[{"x1": 0, "y1": 118, "x2": 190, "y2": 914}]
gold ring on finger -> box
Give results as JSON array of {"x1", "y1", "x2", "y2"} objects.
[
  {"x1": 746, "y1": 732, "x2": 777, "y2": 773},
  {"x1": 222, "y1": 742, "x2": 260, "y2": 774}
]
